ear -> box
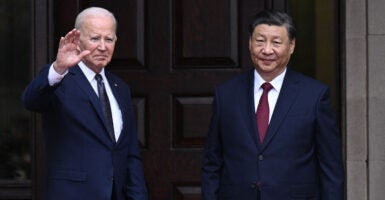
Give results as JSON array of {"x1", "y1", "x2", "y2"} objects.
[{"x1": 289, "y1": 39, "x2": 296, "y2": 54}]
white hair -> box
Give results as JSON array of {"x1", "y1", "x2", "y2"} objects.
[{"x1": 74, "y1": 7, "x2": 117, "y2": 33}]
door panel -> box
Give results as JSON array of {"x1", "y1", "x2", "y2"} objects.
[{"x1": 50, "y1": 0, "x2": 276, "y2": 199}]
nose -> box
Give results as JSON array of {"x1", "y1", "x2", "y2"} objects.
[
  {"x1": 262, "y1": 42, "x2": 273, "y2": 54},
  {"x1": 97, "y1": 40, "x2": 107, "y2": 50}
]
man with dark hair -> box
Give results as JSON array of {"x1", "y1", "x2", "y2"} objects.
[{"x1": 202, "y1": 10, "x2": 344, "y2": 199}]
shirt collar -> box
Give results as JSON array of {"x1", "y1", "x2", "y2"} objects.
[
  {"x1": 78, "y1": 61, "x2": 106, "y2": 82},
  {"x1": 254, "y1": 68, "x2": 286, "y2": 93}
]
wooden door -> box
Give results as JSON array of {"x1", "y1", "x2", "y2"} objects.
[{"x1": 48, "y1": 0, "x2": 287, "y2": 199}]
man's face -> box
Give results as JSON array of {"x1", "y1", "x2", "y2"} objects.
[
  {"x1": 249, "y1": 24, "x2": 295, "y2": 81},
  {"x1": 78, "y1": 15, "x2": 116, "y2": 73}
]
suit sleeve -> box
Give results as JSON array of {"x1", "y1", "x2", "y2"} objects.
[
  {"x1": 124, "y1": 137, "x2": 148, "y2": 200},
  {"x1": 315, "y1": 87, "x2": 345, "y2": 200},
  {"x1": 201, "y1": 88, "x2": 223, "y2": 200},
  {"x1": 124, "y1": 88, "x2": 148, "y2": 200},
  {"x1": 22, "y1": 65, "x2": 59, "y2": 113}
]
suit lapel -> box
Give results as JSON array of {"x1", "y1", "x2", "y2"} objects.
[
  {"x1": 70, "y1": 66, "x2": 115, "y2": 145},
  {"x1": 260, "y1": 69, "x2": 300, "y2": 151},
  {"x1": 238, "y1": 70, "x2": 261, "y2": 148},
  {"x1": 105, "y1": 72, "x2": 127, "y2": 144}
]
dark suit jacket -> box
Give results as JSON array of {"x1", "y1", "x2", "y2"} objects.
[
  {"x1": 202, "y1": 69, "x2": 344, "y2": 200},
  {"x1": 22, "y1": 65, "x2": 148, "y2": 200}
]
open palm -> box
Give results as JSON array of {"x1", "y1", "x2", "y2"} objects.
[{"x1": 54, "y1": 29, "x2": 90, "y2": 74}]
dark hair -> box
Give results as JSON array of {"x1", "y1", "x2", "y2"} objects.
[{"x1": 249, "y1": 10, "x2": 296, "y2": 41}]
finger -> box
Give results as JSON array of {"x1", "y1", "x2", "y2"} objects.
[
  {"x1": 88, "y1": 44, "x2": 99, "y2": 53},
  {"x1": 63, "y1": 30, "x2": 73, "y2": 43},
  {"x1": 78, "y1": 50, "x2": 91, "y2": 59},
  {"x1": 72, "y1": 30, "x2": 81, "y2": 45},
  {"x1": 58, "y1": 37, "x2": 65, "y2": 49},
  {"x1": 67, "y1": 29, "x2": 81, "y2": 46},
  {"x1": 63, "y1": 29, "x2": 78, "y2": 45}
]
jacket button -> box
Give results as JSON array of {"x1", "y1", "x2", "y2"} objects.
[
  {"x1": 258, "y1": 155, "x2": 264, "y2": 160},
  {"x1": 250, "y1": 183, "x2": 257, "y2": 189},
  {"x1": 108, "y1": 176, "x2": 114, "y2": 181}
]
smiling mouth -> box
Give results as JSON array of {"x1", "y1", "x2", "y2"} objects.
[{"x1": 260, "y1": 58, "x2": 274, "y2": 62}]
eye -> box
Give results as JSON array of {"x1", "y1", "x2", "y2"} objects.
[
  {"x1": 272, "y1": 40, "x2": 282, "y2": 46},
  {"x1": 254, "y1": 38, "x2": 265, "y2": 46},
  {"x1": 90, "y1": 37, "x2": 100, "y2": 42},
  {"x1": 105, "y1": 37, "x2": 115, "y2": 43}
]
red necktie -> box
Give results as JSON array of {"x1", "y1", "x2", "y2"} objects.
[{"x1": 256, "y1": 82, "x2": 273, "y2": 144}]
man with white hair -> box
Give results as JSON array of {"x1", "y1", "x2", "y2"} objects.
[{"x1": 23, "y1": 7, "x2": 148, "y2": 200}]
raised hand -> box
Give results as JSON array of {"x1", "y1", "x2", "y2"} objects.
[{"x1": 53, "y1": 29, "x2": 91, "y2": 74}]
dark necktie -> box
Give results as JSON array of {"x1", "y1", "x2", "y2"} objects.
[
  {"x1": 95, "y1": 74, "x2": 116, "y2": 142},
  {"x1": 256, "y1": 82, "x2": 273, "y2": 144}
]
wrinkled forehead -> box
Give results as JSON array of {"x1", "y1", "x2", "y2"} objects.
[{"x1": 79, "y1": 16, "x2": 117, "y2": 37}]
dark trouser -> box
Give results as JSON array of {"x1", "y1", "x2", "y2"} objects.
[{"x1": 111, "y1": 182, "x2": 117, "y2": 200}]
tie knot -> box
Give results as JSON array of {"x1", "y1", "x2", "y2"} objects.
[
  {"x1": 261, "y1": 82, "x2": 273, "y2": 92},
  {"x1": 95, "y1": 74, "x2": 103, "y2": 82}
]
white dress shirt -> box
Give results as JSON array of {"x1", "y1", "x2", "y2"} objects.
[
  {"x1": 254, "y1": 68, "x2": 286, "y2": 123},
  {"x1": 48, "y1": 62, "x2": 123, "y2": 140}
]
